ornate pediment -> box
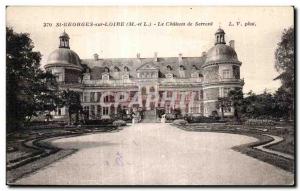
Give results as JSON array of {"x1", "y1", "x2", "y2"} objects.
[{"x1": 136, "y1": 62, "x2": 158, "y2": 71}]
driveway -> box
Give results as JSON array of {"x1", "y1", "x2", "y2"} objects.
[{"x1": 16, "y1": 123, "x2": 294, "y2": 185}]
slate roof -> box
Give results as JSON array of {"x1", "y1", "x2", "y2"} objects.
[{"x1": 81, "y1": 56, "x2": 206, "y2": 80}]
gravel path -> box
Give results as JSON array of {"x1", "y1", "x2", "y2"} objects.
[
  {"x1": 16, "y1": 123, "x2": 294, "y2": 185},
  {"x1": 255, "y1": 134, "x2": 294, "y2": 160}
]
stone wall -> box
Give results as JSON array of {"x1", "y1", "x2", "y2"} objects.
[
  {"x1": 204, "y1": 101, "x2": 218, "y2": 117},
  {"x1": 204, "y1": 87, "x2": 219, "y2": 101},
  {"x1": 203, "y1": 66, "x2": 219, "y2": 83}
]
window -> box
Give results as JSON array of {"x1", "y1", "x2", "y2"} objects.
[
  {"x1": 130, "y1": 91, "x2": 136, "y2": 100},
  {"x1": 123, "y1": 73, "x2": 129, "y2": 80},
  {"x1": 83, "y1": 92, "x2": 89, "y2": 102},
  {"x1": 54, "y1": 73, "x2": 61, "y2": 81},
  {"x1": 112, "y1": 67, "x2": 120, "y2": 79},
  {"x1": 166, "y1": 73, "x2": 173, "y2": 79},
  {"x1": 124, "y1": 66, "x2": 130, "y2": 71},
  {"x1": 150, "y1": 87, "x2": 155, "y2": 92},
  {"x1": 103, "y1": 95, "x2": 114, "y2": 103},
  {"x1": 167, "y1": 91, "x2": 173, "y2": 98},
  {"x1": 104, "y1": 96, "x2": 109, "y2": 103},
  {"x1": 179, "y1": 66, "x2": 185, "y2": 78},
  {"x1": 191, "y1": 107, "x2": 199, "y2": 114},
  {"x1": 232, "y1": 65, "x2": 240, "y2": 79},
  {"x1": 102, "y1": 73, "x2": 109, "y2": 80},
  {"x1": 200, "y1": 90, "x2": 204, "y2": 100},
  {"x1": 91, "y1": 105, "x2": 95, "y2": 118},
  {"x1": 103, "y1": 107, "x2": 109, "y2": 115},
  {"x1": 96, "y1": 92, "x2": 101, "y2": 102},
  {"x1": 97, "y1": 105, "x2": 101, "y2": 117},
  {"x1": 222, "y1": 69, "x2": 230, "y2": 79},
  {"x1": 166, "y1": 65, "x2": 172, "y2": 71},
  {"x1": 194, "y1": 91, "x2": 199, "y2": 101},
  {"x1": 141, "y1": 87, "x2": 147, "y2": 95},
  {"x1": 84, "y1": 106, "x2": 89, "y2": 116},
  {"x1": 204, "y1": 107, "x2": 208, "y2": 114},
  {"x1": 90, "y1": 92, "x2": 95, "y2": 102},
  {"x1": 84, "y1": 106, "x2": 89, "y2": 111},
  {"x1": 114, "y1": 67, "x2": 120, "y2": 72},
  {"x1": 165, "y1": 105, "x2": 171, "y2": 114},
  {"x1": 191, "y1": 72, "x2": 199, "y2": 78},
  {"x1": 223, "y1": 88, "x2": 230, "y2": 97}
]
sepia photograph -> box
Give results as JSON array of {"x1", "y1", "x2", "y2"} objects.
[{"x1": 5, "y1": 6, "x2": 295, "y2": 186}]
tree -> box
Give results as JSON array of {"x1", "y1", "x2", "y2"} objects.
[
  {"x1": 216, "y1": 97, "x2": 231, "y2": 120},
  {"x1": 6, "y1": 27, "x2": 61, "y2": 131},
  {"x1": 61, "y1": 90, "x2": 82, "y2": 124},
  {"x1": 228, "y1": 88, "x2": 244, "y2": 122},
  {"x1": 241, "y1": 90, "x2": 287, "y2": 120},
  {"x1": 273, "y1": 87, "x2": 291, "y2": 120},
  {"x1": 274, "y1": 27, "x2": 294, "y2": 120}
]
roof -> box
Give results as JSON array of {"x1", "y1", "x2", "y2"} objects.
[
  {"x1": 215, "y1": 28, "x2": 225, "y2": 34},
  {"x1": 60, "y1": 31, "x2": 70, "y2": 39},
  {"x1": 47, "y1": 48, "x2": 82, "y2": 69},
  {"x1": 205, "y1": 44, "x2": 239, "y2": 64},
  {"x1": 81, "y1": 56, "x2": 206, "y2": 80}
]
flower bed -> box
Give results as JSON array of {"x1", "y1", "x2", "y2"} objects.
[
  {"x1": 113, "y1": 120, "x2": 127, "y2": 127},
  {"x1": 245, "y1": 119, "x2": 276, "y2": 126},
  {"x1": 172, "y1": 119, "x2": 188, "y2": 126}
]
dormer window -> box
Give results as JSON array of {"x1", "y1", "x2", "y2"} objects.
[
  {"x1": 114, "y1": 67, "x2": 120, "y2": 72},
  {"x1": 166, "y1": 73, "x2": 173, "y2": 79},
  {"x1": 123, "y1": 73, "x2": 130, "y2": 80},
  {"x1": 179, "y1": 65, "x2": 186, "y2": 78},
  {"x1": 102, "y1": 73, "x2": 109, "y2": 80},
  {"x1": 104, "y1": 67, "x2": 110, "y2": 73},
  {"x1": 166, "y1": 65, "x2": 172, "y2": 71},
  {"x1": 191, "y1": 72, "x2": 199, "y2": 78},
  {"x1": 124, "y1": 66, "x2": 130, "y2": 72},
  {"x1": 112, "y1": 67, "x2": 120, "y2": 79}
]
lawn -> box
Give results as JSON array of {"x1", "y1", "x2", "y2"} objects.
[
  {"x1": 175, "y1": 122, "x2": 295, "y2": 173},
  {"x1": 6, "y1": 125, "x2": 119, "y2": 183}
]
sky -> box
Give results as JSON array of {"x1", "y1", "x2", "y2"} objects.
[{"x1": 6, "y1": 6, "x2": 294, "y2": 94}]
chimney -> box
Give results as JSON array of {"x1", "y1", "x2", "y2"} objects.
[
  {"x1": 178, "y1": 53, "x2": 183, "y2": 62},
  {"x1": 136, "y1": 53, "x2": 140, "y2": 59},
  {"x1": 229, "y1": 40, "x2": 235, "y2": 49},
  {"x1": 201, "y1": 52, "x2": 207, "y2": 57},
  {"x1": 154, "y1": 52, "x2": 158, "y2": 62},
  {"x1": 93, "y1": 53, "x2": 99, "y2": 61}
]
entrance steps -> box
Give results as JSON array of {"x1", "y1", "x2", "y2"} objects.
[{"x1": 142, "y1": 110, "x2": 157, "y2": 123}]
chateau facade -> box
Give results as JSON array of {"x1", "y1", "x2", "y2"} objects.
[{"x1": 45, "y1": 29, "x2": 244, "y2": 120}]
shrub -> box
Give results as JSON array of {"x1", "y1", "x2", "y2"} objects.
[
  {"x1": 245, "y1": 119, "x2": 276, "y2": 126},
  {"x1": 165, "y1": 113, "x2": 176, "y2": 120},
  {"x1": 185, "y1": 114, "x2": 220, "y2": 123},
  {"x1": 113, "y1": 120, "x2": 126, "y2": 127},
  {"x1": 172, "y1": 119, "x2": 188, "y2": 126}
]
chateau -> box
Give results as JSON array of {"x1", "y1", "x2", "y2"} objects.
[{"x1": 45, "y1": 29, "x2": 244, "y2": 120}]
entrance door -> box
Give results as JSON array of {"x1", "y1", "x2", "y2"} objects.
[{"x1": 150, "y1": 102, "x2": 155, "y2": 110}]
